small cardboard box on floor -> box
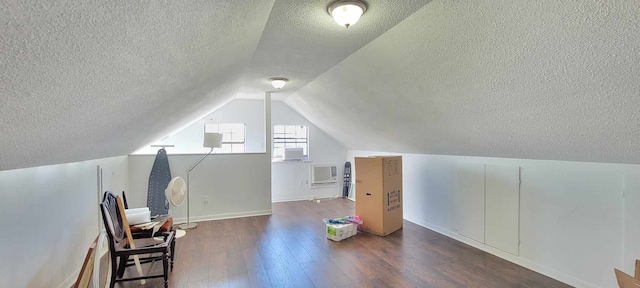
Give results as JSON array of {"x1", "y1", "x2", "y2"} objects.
[{"x1": 354, "y1": 156, "x2": 403, "y2": 236}]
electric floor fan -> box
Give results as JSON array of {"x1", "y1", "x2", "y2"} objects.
[{"x1": 165, "y1": 177, "x2": 188, "y2": 237}]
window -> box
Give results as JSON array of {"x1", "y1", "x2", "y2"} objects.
[
  {"x1": 273, "y1": 125, "x2": 309, "y2": 159},
  {"x1": 204, "y1": 123, "x2": 246, "y2": 153}
]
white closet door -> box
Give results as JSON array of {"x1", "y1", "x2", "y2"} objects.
[
  {"x1": 455, "y1": 163, "x2": 485, "y2": 243},
  {"x1": 485, "y1": 165, "x2": 520, "y2": 255}
]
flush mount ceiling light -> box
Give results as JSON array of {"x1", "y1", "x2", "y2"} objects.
[
  {"x1": 328, "y1": 0, "x2": 367, "y2": 28},
  {"x1": 269, "y1": 77, "x2": 289, "y2": 89}
]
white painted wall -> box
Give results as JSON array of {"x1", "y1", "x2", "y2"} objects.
[
  {"x1": 128, "y1": 95, "x2": 272, "y2": 222},
  {"x1": 271, "y1": 101, "x2": 347, "y2": 202},
  {"x1": 128, "y1": 153, "x2": 272, "y2": 222},
  {"x1": 132, "y1": 99, "x2": 348, "y2": 202},
  {"x1": 128, "y1": 95, "x2": 273, "y2": 222},
  {"x1": 132, "y1": 99, "x2": 266, "y2": 154},
  {"x1": 348, "y1": 150, "x2": 640, "y2": 288},
  {"x1": 623, "y1": 171, "x2": 640, "y2": 277},
  {"x1": 0, "y1": 156, "x2": 129, "y2": 288}
]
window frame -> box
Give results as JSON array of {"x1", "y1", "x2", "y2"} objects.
[
  {"x1": 204, "y1": 123, "x2": 247, "y2": 153},
  {"x1": 273, "y1": 124, "x2": 309, "y2": 160}
]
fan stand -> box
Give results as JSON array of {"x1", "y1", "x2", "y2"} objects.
[
  {"x1": 164, "y1": 176, "x2": 190, "y2": 236},
  {"x1": 178, "y1": 146, "x2": 215, "y2": 230},
  {"x1": 165, "y1": 205, "x2": 187, "y2": 238},
  {"x1": 178, "y1": 222, "x2": 197, "y2": 230}
]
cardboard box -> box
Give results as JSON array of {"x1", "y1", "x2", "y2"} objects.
[
  {"x1": 326, "y1": 223, "x2": 357, "y2": 241},
  {"x1": 355, "y1": 156, "x2": 403, "y2": 236}
]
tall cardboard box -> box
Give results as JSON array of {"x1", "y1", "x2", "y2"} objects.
[{"x1": 355, "y1": 156, "x2": 403, "y2": 236}]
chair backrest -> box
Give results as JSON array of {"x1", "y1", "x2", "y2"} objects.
[
  {"x1": 100, "y1": 191, "x2": 126, "y2": 248},
  {"x1": 122, "y1": 191, "x2": 129, "y2": 209}
]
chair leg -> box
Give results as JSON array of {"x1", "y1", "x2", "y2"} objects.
[
  {"x1": 117, "y1": 255, "x2": 128, "y2": 277},
  {"x1": 163, "y1": 253, "x2": 169, "y2": 288},
  {"x1": 109, "y1": 256, "x2": 118, "y2": 288},
  {"x1": 170, "y1": 235, "x2": 176, "y2": 271},
  {"x1": 109, "y1": 251, "x2": 118, "y2": 288}
]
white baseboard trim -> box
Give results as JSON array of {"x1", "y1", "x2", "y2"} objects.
[
  {"x1": 272, "y1": 195, "x2": 339, "y2": 203},
  {"x1": 271, "y1": 195, "x2": 342, "y2": 203},
  {"x1": 404, "y1": 216, "x2": 598, "y2": 288},
  {"x1": 272, "y1": 196, "x2": 311, "y2": 203},
  {"x1": 173, "y1": 209, "x2": 272, "y2": 224}
]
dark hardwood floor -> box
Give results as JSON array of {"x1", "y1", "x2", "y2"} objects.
[{"x1": 117, "y1": 199, "x2": 571, "y2": 288}]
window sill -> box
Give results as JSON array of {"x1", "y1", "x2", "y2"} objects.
[{"x1": 272, "y1": 158, "x2": 311, "y2": 163}]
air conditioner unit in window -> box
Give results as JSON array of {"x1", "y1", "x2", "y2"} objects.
[
  {"x1": 311, "y1": 164, "x2": 338, "y2": 186},
  {"x1": 283, "y1": 147, "x2": 304, "y2": 160}
]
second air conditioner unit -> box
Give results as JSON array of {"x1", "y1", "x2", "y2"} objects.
[
  {"x1": 283, "y1": 147, "x2": 304, "y2": 161},
  {"x1": 311, "y1": 164, "x2": 338, "y2": 187}
]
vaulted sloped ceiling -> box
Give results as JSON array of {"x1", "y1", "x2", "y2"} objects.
[
  {"x1": 285, "y1": 0, "x2": 640, "y2": 164},
  {"x1": 3, "y1": 1, "x2": 639, "y2": 171},
  {"x1": 0, "y1": 0, "x2": 432, "y2": 171},
  {"x1": 236, "y1": 0, "x2": 432, "y2": 100},
  {"x1": 0, "y1": 0, "x2": 276, "y2": 171}
]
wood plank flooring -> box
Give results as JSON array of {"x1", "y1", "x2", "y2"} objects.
[{"x1": 117, "y1": 199, "x2": 571, "y2": 288}]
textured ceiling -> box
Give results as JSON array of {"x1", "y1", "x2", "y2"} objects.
[
  {"x1": 0, "y1": 0, "x2": 429, "y2": 171},
  {"x1": 236, "y1": 0, "x2": 431, "y2": 100},
  {"x1": 3, "y1": 0, "x2": 639, "y2": 171},
  {"x1": 0, "y1": 0, "x2": 273, "y2": 171},
  {"x1": 285, "y1": 0, "x2": 640, "y2": 164}
]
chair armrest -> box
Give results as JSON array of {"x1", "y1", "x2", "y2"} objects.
[
  {"x1": 157, "y1": 231, "x2": 175, "y2": 240},
  {"x1": 118, "y1": 232, "x2": 174, "y2": 256},
  {"x1": 152, "y1": 230, "x2": 174, "y2": 247}
]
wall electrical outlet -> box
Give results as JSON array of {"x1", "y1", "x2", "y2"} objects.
[{"x1": 203, "y1": 196, "x2": 209, "y2": 204}]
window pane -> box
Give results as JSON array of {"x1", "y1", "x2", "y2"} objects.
[
  {"x1": 228, "y1": 123, "x2": 241, "y2": 131},
  {"x1": 204, "y1": 123, "x2": 219, "y2": 133},
  {"x1": 231, "y1": 131, "x2": 245, "y2": 142},
  {"x1": 204, "y1": 123, "x2": 246, "y2": 153},
  {"x1": 273, "y1": 125, "x2": 309, "y2": 158},
  {"x1": 219, "y1": 143, "x2": 232, "y2": 153},
  {"x1": 285, "y1": 125, "x2": 294, "y2": 134}
]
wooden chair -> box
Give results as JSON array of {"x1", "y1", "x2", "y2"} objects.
[
  {"x1": 121, "y1": 190, "x2": 176, "y2": 269},
  {"x1": 122, "y1": 191, "x2": 174, "y2": 236},
  {"x1": 100, "y1": 191, "x2": 174, "y2": 288}
]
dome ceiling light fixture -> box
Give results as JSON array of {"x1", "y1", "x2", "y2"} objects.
[
  {"x1": 328, "y1": 0, "x2": 367, "y2": 28},
  {"x1": 269, "y1": 77, "x2": 289, "y2": 89}
]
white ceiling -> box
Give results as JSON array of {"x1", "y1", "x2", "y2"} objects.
[
  {"x1": 0, "y1": 0, "x2": 429, "y2": 171},
  {"x1": 2, "y1": 0, "x2": 640, "y2": 170},
  {"x1": 285, "y1": 0, "x2": 640, "y2": 164},
  {"x1": 236, "y1": 0, "x2": 431, "y2": 100}
]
